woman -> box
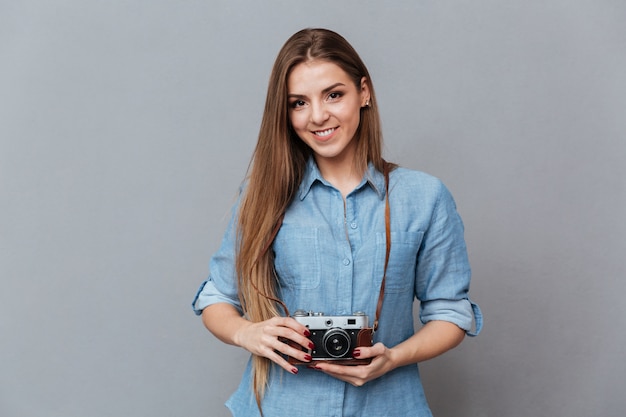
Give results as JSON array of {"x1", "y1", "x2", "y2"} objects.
[{"x1": 192, "y1": 28, "x2": 482, "y2": 416}]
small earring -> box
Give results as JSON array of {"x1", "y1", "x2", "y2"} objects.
[{"x1": 364, "y1": 99, "x2": 370, "y2": 108}]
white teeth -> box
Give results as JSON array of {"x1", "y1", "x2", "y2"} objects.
[{"x1": 314, "y1": 128, "x2": 335, "y2": 137}]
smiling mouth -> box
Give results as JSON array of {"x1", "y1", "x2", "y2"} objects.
[{"x1": 313, "y1": 127, "x2": 336, "y2": 137}]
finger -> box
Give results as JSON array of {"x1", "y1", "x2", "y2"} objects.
[
  {"x1": 241, "y1": 319, "x2": 309, "y2": 362},
  {"x1": 254, "y1": 335, "x2": 310, "y2": 370},
  {"x1": 271, "y1": 330, "x2": 313, "y2": 354},
  {"x1": 272, "y1": 337, "x2": 313, "y2": 364},
  {"x1": 282, "y1": 319, "x2": 314, "y2": 349},
  {"x1": 317, "y1": 364, "x2": 369, "y2": 387},
  {"x1": 270, "y1": 323, "x2": 313, "y2": 352},
  {"x1": 315, "y1": 361, "x2": 369, "y2": 377},
  {"x1": 264, "y1": 350, "x2": 301, "y2": 375},
  {"x1": 258, "y1": 325, "x2": 312, "y2": 364},
  {"x1": 271, "y1": 316, "x2": 311, "y2": 337},
  {"x1": 352, "y1": 342, "x2": 385, "y2": 359}
]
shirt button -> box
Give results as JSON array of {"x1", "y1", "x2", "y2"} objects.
[
  {"x1": 343, "y1": 259, "x2": 350, "y2": 266},
  {"x1": 350, "y1": 222, "x2": 357, "y2": 229}
]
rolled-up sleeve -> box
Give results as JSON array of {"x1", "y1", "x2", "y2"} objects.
[
  {"x1": 191, "y1": 197, "x2": 243, "y2": 316},
  {"x1": 420, "y1": 298, "x2": 482, "y2": 336},
  {"x1": 416, "y1": 181, "x2": 483, "y2": 336}
]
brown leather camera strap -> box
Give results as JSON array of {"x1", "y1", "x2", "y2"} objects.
[
  {"x1": 255, "y1": 161, "x2": 392, "y2": 329},
  {"x1": 373, "y1": 161, "x2": 391, "y2": 331}
]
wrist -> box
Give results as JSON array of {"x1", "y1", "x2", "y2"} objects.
[
  {"x1": 232, "y1": 319, "x2": 252, "y2": 348},
  {"x1": 386, "y1": 346, "x2": 402, "y2": 371},
  {"x1": 387, "y1": 340, "x2": 418, "y2": 369}
]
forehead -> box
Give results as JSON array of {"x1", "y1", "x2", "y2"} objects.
[{"x1": 287, "y1": 60, "x2": 354, "y2": 92}]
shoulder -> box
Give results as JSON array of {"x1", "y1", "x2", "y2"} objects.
[
  {"x1": 386, "y1": 166, "x2": 460, "y2": 217},
  {"x1": 389, "y1": 166, "x2": 447, "y2": 196}
]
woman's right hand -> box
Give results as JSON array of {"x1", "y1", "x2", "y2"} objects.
[
  {"x1": 234, "y1": 316, "x2": 314, "y2": 374},
  {"x1": 202, "y1": 304, "x2": 312, "y2": 375}
]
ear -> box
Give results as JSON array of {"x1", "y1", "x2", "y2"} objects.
[{"x1": 360, "y1": 77, "x2": 371, "y2": 106}]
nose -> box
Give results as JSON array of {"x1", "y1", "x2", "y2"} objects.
[{"x1": 309, "y1": 101, "x2": 329, "y2": 125}]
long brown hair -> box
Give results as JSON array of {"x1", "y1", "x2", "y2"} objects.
[{"x1": 235, "y1": 28, "x2": 387, "y2": 410}]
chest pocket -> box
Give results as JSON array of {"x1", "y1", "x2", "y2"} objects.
[
  {"x1": 273, "y1": 226, "x2": 321, "y2": 290},
  {"x1": 375, "y1": 231, "x2": 423, "y2": 293}
]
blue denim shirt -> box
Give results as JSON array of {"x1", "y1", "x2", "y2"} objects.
[{"x1": 193, "y1": 157, "x2": 482, "y2": 417}]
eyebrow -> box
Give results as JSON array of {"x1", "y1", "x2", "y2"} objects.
[{"x1": 287, "y1": 82, "x2": 347, "y2": 99}]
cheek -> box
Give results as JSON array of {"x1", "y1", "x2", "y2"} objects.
[
  {"x1": 341, "y1": 107, "x2": 361, "y2": 129},
  {"x1": 337, "y1": 102, "x2": 360, "y2": 123},
  {"x1": 289, "y1": 112, "x2": 308, "y2": 132}
]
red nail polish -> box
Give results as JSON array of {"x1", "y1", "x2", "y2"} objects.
[
  {"x1": 304, "y1": 354, "x2": 312, "y2": 361},
  {"x1": 291, "y1": 367, "x2": 298, "y2": 375},
  {"x1": 308, "y1": 342, "x2": 315, "y2": 349},
  {"x1": 352, "y1": 349, "x2": 360, "y2": 357},
  {"x1": 304, "y1": 329, "x2": 311, "y2": 337}
]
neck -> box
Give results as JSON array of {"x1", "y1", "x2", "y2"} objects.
[{"x1": 315, "y1": 154, "x2": 363, "y2": 198}]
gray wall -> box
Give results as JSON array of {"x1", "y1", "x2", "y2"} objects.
[{"x1": 2, "y1": 1, "x2": 625, "y2": 416}]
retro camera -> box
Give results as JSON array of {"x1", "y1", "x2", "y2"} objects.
[{"x1": 287, "y1": 309, "x2": 372, "y2": 365}]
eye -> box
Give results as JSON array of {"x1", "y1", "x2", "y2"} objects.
[
  {"x1": 290, "y1": 99, "x2": 306, "y2": 109},
  {"x1": 328, "y1": 91, "x2": 343, "y2": 100}
]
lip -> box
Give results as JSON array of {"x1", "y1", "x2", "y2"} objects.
[{"x1": 311, "y1": 127, "x2": 338, "y2": 141}]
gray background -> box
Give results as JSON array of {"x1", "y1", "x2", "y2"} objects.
[{"x1": 1, "y1": 1, "x2": 625, "y2": 416}]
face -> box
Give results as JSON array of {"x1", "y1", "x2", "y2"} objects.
[{"x1": 287, "y1": 60, "x2": 370, "y2": 169}]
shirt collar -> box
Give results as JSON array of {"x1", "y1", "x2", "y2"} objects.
[{"x1": 298, "y1": 156, "x2": 387, "y2": 201}]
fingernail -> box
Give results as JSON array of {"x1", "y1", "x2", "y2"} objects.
[
  {"x1": 304, "y1": 329, "x2": 311, "y2": 337},
  {"x1": 308, "y1": 342, "x2": 314, "y2": 349},
  {"x1": 352, "y1": 349, "x2": 361, "y2": 357},
  {"x1": 304, "y1": 354, "x2": 312, "y2": 361},
  {"x1": 291, "y1": 367, "x2": 298, "y2": 375},
  {"x1": 307, "y1": 365, "x2": 322, "y2": 370}
]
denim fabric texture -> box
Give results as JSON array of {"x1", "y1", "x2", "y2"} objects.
[{"x1": 192, "y1": 157, "x2": 482, "y2": 417}]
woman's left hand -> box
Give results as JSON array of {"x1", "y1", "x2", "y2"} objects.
[
  {"x1": 309, "y1": 321, "x2": 466, "y2": 385},
  {"x1": 309, "y1": 342, "x2": 396, "y2": 386}
]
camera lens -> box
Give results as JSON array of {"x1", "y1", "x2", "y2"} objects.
[{"x1": 322, "y1": 329, "x2": 351, "y2": 358}]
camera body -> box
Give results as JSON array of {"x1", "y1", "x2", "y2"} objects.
[{"x1": 288, "y1": 310, "x2": 372, "y2": 365}]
